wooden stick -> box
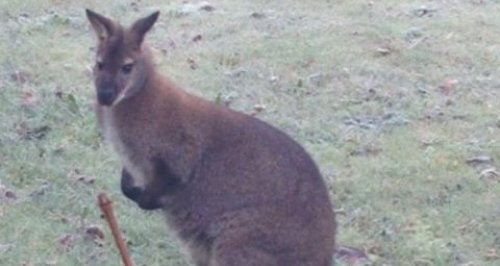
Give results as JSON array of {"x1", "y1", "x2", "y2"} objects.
[{"x1": 98, "y1": 192, "x2": 134, "y2": 266}]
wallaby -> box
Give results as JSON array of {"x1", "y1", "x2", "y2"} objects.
[{"x1": 86, "y1": 9, "x2": 336, "y2": 266}]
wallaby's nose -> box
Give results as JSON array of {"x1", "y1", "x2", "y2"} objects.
[{"x1": 97, "y1": 88, "x2": 116, "y2": 106}]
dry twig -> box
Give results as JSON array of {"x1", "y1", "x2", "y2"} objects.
[{"x1": 98, "y1": 192, "x2": 134, "y2": 266}]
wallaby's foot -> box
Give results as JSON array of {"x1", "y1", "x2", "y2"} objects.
[
  {"x1": 213, "y1": 247, "x2": 278, "y2": 266},
  {"x1": 136, "y1": 194, "x2": 163, "y2": 210}
]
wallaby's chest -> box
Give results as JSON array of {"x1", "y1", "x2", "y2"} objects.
[{"x1": 101, "y1": 109, "x2": 150, "y2": 188}]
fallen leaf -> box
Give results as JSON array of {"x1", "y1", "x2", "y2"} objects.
[
  {"x1": 187, "y1": 58, "x2": 198, "y2": 70},
  {"x1": 404, "y1": 27, "x2": 424, "y2": 44},
  {"x1": 29, "y1": 182, "x2": 51, "y2": 198},
  {"x1": 411, "y1": 5, "x2": 437, "y2": 17},
  {"x1": 4, "y1": 190, "x2": 17, "y2": 200},
  {"x1": 333, "y1": 208, "x2": 346, "y2": 215},
  {"x1": 375, "y1": 46, "x2": 391, "y2": 56},
  {"x1": 192, "y1": 34, "x2": 202, "y2": 42},
  {"x1": 306, "y1": 72, "x2": 326, "y2": 87},
  {"x1": 10, "y1": 70, "x2": 30, "y2": 84},
  {"x1": 439, "y1": 79, "x2": 458, "y2": 95},
  {"x1": 85, "y1": 64, "x2": 93, "y2": 76},
  {"x1": 485, "y1": 249, "x2": 499, "y2": 260},
  {"x1": 130, "y1": 1, "x2": 139, "y2": 12},
  {"x1": 15, "y1": 123, "x2": 51, "y2": 141},
  {"x1": 367, "y1": 243, "x2": 382, "y2": 256},
  {"x1": 68, "y1": 169, "x2": 95, "y2": 185},
  {"x1": 20, "y1": 91, "x2": 38, "y2": 108},
  {"x1": 65, "y1": 93, "x2": 80, "y2": 115},
  {"x1": 335, "y1": 245, "x2": 370, "y2": 264},
  {"x1": 85, "y1": 225, "x2": 105, "y2": 240},
  {"x1": 179, "y1": 1, "x2": 215, "y2": 16},
  {"x1": 29, "y1": 126, "x2": 51, "y2": 140},
  {"x1": 459, "y1": 219, "x2": 479, "y2": 234},
  {"x1": 44, "y1": 260, "x2": 58, "y2": 266},
  {"x1": 78, "y1": 175, "x2": 95, "y2": 184},
  {"x1": 54, "y1": 90, "x2": 64, "y2": 99},
  {"x1": 403, "y1": 221, "x2": 417, "y2": 234},
  {"x1": 350, "y1": 145, "x2": 382, "y2": 157},
  {"x1": 465, "y1": 155, "x2": 493, "y2": 167},
  {"x1": 250, "y1": 104, "x2": 266, "y2": 116},
  {"x1": 479, "y1": 168, "x2": 499, "y2": 181},
  {"x1": 58, "y1": 234, "x2": 76, "y2": 251},
  {"x1": 0, "y1": 243, "x2": 13, "y2": 253},
  {"x1": 269, "y1": 75, "x2": 279, "y2": 83},
  {"x1": 0, "y1": 183, "x2": 17, "y2": 203},
  {"x1": 250, "y1": 12, "x2": 266, "y2": 19},
  {"x1": 199, "y1": 2, "x2": 215, "y2": 12}
]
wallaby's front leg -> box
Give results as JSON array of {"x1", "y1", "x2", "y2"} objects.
[{"x1": 120, "y1": 167, "x2": 164, "y2": 210}]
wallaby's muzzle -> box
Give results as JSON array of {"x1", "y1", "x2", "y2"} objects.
[{"x1": 97, "y1": 87, "x2": 117, "y2": 106}]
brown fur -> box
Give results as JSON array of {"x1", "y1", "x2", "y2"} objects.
[{"x1": 86, "y1": 9, "x2": 336, "y2": 266}]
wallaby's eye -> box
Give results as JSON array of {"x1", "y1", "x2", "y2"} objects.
[
  {"x1": 122, "y1": 63, "x2": 134, "y2": 74},
  {"x1": 96, "y1": 61, "x2": 104, "y2": 71}
]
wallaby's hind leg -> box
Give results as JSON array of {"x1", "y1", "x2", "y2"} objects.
[
  {"x1": 213, "y1": 246, "x2": 278, "y2": 266},
  {"x1": 209, "y1": 204, "x2": 334, "y2": 266}
]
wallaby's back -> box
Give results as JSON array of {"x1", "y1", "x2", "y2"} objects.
[
  {"x1": 194, "y1": 104, "x2": 336, "y2": 266},
  {"x1": 86, "y1": 9, "x2": 336, "y2": 266}
]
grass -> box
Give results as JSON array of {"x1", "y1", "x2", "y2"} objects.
[{"x1": 1, "y1": 0, "x2": 499, "y2": 265}]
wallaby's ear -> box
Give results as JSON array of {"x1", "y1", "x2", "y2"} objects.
[
  {"x1": 86, "y1": 9, "x2": 115, "y2": 41},
  {"x1": 130, "y1": 11, "x2": 160, "y2": 47}
]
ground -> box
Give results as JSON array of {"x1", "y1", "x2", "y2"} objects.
[{"x1": 0, "y1": 0, "x2": 499, "y2": 265}]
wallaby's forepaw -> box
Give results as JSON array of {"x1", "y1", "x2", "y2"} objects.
[
  {"x1": 121, "y1": 168, "x2": 142, "y2": 201},
  {"x1": 136, "y1": 196, "x2": 163, "y2": 210},
  {"x1": 121, "y1": 168, "x2": 163, "y2": 210}
]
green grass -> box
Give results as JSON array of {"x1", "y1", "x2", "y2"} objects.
[{"x1": 1, "y1": 0, "x2": 499, "y2": 265}]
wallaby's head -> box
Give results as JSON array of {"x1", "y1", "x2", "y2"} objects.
[{"x1": 86, "y1": 9, "x2": 160, "y2": 106}]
